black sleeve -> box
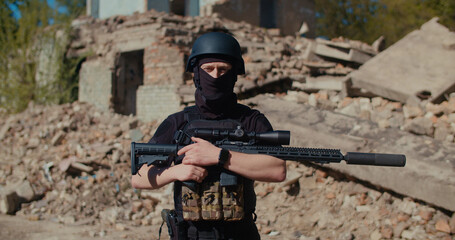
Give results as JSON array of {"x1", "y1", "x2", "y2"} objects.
[
  {"x1": 253, "y1": 113, "x2": 273, "y2": 133},
  {"x1": 240, "y1": 106, "x2": 273, "y2": 133},
  {"x1": 148, "y1": 112, "x2": 185, "y2": 144}
]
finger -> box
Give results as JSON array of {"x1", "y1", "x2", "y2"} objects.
[
  {"x1": 192, "y1": 166, "x2": 207, "y2": 177},
  {"x1": 182, "y1": 155, "x2": 194, "y2": 165},
  {"x1": 198, "y1": 172, "x2": 208, "y2": 182},
  {"x1": 177, "y1": 144, "x2": 193, "y2": 155},
  {"x1": 201, "y1": 168, "x2": 208, "y2": 179},
  {"x1": 191, "y1": 137, "x2": 207, "y2": 143},
  {"x1": 194, "y1": 166, "x2": 206, "y2": 175},
  {"x1": 191, "y1": 167, "x2": 205, "y2": 182}
]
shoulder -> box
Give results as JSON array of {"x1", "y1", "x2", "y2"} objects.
[
  {"x1": 236, "y1": 104, "x2": 273, "y2": 132},
  {"x1": 148, "y1": 110, "x2": 186, "y2": 144}
]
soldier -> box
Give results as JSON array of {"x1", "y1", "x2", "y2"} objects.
[{"x1": 131, "y1": 31, "x2": 286, "y2": 240}]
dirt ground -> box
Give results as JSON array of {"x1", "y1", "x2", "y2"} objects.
[
  {"x1": 0, "y1": 214, "x2": 278, "y2": 240},
  {"x1": 0, "y1": 214, "x2": 163, "y2": 240}
]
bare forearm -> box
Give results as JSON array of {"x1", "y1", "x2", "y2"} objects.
[
  {"x1": 131, "y1": 165, "x2": 176, "y2": 190},
  {"x1": 131, "y1": 163, "x2": 208, "y2": 189},
  {"x1": 178, "y1": 137, "x2": 286, "y2": 182},
  {"x1": 225, "y1": 151, "x2": 286, "y2": 182}
]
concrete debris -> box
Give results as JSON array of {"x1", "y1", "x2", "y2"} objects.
[
  {"x1": 348, "y1": 17, "x2": 455, "y2": 104},
  {"x1": 0, "y1": 102, "x2": 163, "y2": 224},
  {"x1": 312, "y1": 37, "x2": 377, "y2": 64},
  {"x1": 0, "y1": 98, "x2": 453, "y2": 239},
  {"x1": 0, "y1": 189, "x2": 19, "y2": 214},
  {"x1": 247, "y1": 95, "x2": 455, "y2": 214},
  {"x1": 294, "y1": 76, "x2": 347, "y2": 92},
  {"x1": 256, "y1": 163, "x2": 454, "y2": 239}
]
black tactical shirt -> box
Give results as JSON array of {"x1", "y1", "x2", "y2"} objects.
[{"x1": 148, "y1": 104, "x2": 273, "y2": 239}]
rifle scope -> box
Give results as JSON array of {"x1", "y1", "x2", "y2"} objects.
[{"x1": 193, "y1": 129, "x2": 290, "y2": 146}]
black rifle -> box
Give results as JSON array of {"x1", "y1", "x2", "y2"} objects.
[{"x1": 131, "y1": 128, "x2": 406, "y2": 176}]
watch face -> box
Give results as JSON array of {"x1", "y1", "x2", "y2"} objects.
[{"x1": 219, "y1": 148, "x2": 230, "y2": 166}]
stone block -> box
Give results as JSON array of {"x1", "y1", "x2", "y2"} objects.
[
  {"x1": 348, "y1": 18, "x2": 455, "y2": 104},
  {"x1": 402, "y1": 117, "x2": 434, "y2": 136},
  {"x1": 434, "y1": 123, "x2": 451, "y2": 141},
  {"x1": 403, "y1": 105, "x2": 424, "y2": 119},
  {"x1": 0, "y1": 189, "x2": 19, "y2": 214},
  {"x1": 295, "y1": 76, "x2": 347, "y2": 91},
  {"x1": 245, "y1": 61, "x2": 272, "y2": 74},
  {"x1": 314, "y1": 38, "x2": 374, "y2": 64},
  {"x1": 0, "y1": 116, "x2": 13, "y2": 141},
  {"x1": 51, "y1": 130, "x2": 66, "y2": 146},
  {"x1": 16, "y1": 180, "x2": 36, "y2": 202}
]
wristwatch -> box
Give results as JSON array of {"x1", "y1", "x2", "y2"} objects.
[{"x1": 218, "y1": 148, "x2": 230, "y2": 167}]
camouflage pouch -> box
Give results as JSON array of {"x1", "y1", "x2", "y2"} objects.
[
  {"x1": 201, "y1": 181, "x2": 222, "y2": 220},
  {"x1": 182, "y1": 184, "x2": 202, "y2": 221},
  {"x1": 222, "y1": 183, "x2": 244, "y2": 221}
]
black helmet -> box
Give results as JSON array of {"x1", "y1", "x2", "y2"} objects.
[{"x1": 186, "y1": 32, "x2": 245, "y2": 75}]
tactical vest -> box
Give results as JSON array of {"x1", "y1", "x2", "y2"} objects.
[{"x1": 173, "y1": 106, "x2": 255, "y2": 222}]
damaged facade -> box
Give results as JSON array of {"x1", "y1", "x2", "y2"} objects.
[
  {"x1": 71, "y1": 7, "x2": 455, "y2": 128},
  {"x1": 69, "y1": 8, "x2": 369, "y2": 122},
  {"x1": 86, "y1": 0, "x2": 316, "y2": 36}
]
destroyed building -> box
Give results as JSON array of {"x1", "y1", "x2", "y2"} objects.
[
  {"x1": 70, "y1": 6, "x2": 455, "y2": 135},
  {"x1": 69, "y1": 7, "x2": 371, "y2": 123},
  {"x1": 86, "y1": 0, "x2": 316, "y2": 37}
]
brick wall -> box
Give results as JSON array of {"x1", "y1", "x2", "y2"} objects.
[
  {"x1": 137, "y1": 43, "x2": 186, "y2": 122},
  {"x1": 143, "y1": 43, "x2": 184, "y2": 85},
  {"x1": 136, "y1": 84, "x2": 182, "y2": 122},
  {"x1": 79, "y1": 60, "x2": 113, "y2": 111}
]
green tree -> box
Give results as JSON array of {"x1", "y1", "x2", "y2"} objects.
[
  {"x1": 0, "y1": 0, "x2": 85, "y2": 113},
  {"x1": 315, "y1": 0, "x2": 380, "y2": 41},
  {"x1": 315, "y1": 0, "x2": 455, "y2": 47},
  {"x1": 426, "y1": 0, "x2": 455, "y2": 31}
]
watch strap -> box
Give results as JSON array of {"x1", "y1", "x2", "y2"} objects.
[{"x1": 218, "y1": 148, "x2": 230, "y2": 167}]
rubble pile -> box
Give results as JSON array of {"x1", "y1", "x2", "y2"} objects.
[
  {"x1": 0, "y1": 101, "x2": 454, "y2": 239},
  {"x1": 280, "y1": 90, "x2": 455, "y2": 143},
  {"x1": 0, "y1": 102, "x2": 160, "y2": 225},
  {"x1": 256, "y1": 163, "x2": 455, "y2": 240}
]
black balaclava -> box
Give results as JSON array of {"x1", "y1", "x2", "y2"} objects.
[{"x1": 193, "y1": 56, "x2": 238, "y2": 119}]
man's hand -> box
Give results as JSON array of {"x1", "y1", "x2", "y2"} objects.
[
  {"x1": 178, "y1": 137, "x2": 221, "y2": 166},
  {"x1": 170, "y1": 164, "x2": 208, "y2": 183}
]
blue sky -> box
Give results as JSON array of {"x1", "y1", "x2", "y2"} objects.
[{"x1": 8, "y1": 0, "x2": 68, "y2": 19}]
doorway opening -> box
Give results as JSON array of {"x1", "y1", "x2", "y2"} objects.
[{"x1": 113, "y1": 50, "x2": 144, "y2": 116}]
